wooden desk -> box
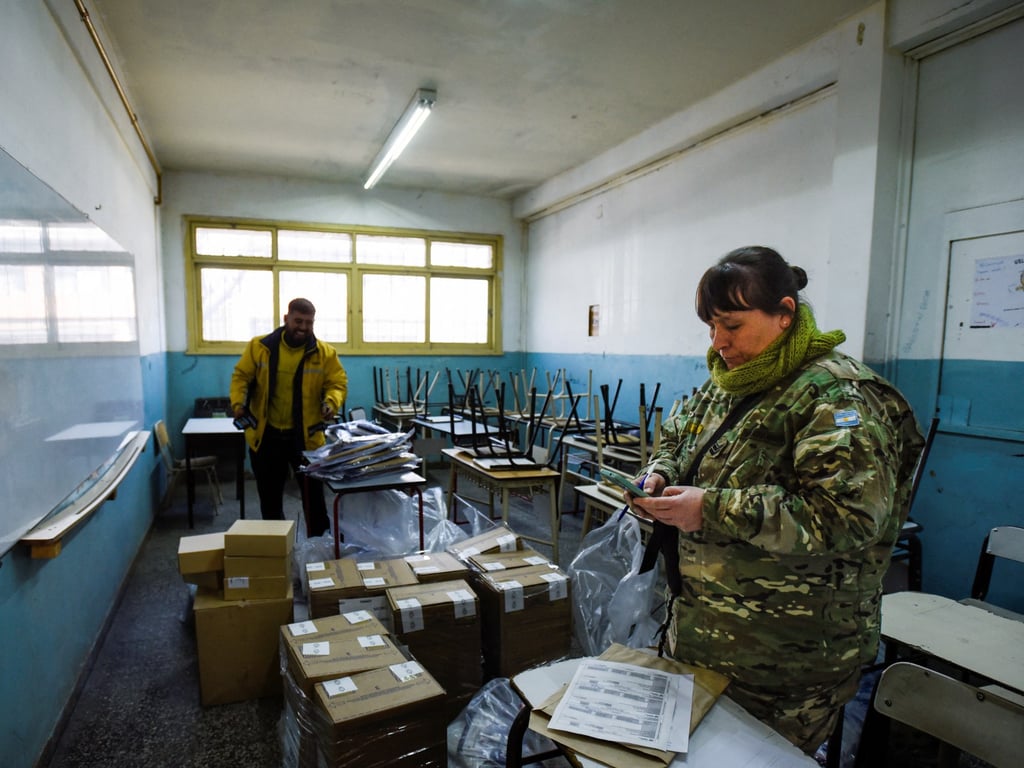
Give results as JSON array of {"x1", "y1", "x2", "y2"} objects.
[
  {"x1": 324, "y1": 471, "x2": 427, "y2": 558},
  {"x1": 372, "y1": 403, "x2": 420, "y2": 431},
  {"x1": 559, "y1": 434, "x2": 642, "y2": 513},
  {"x1": 182, "y1": 417, "x2": 245, "y2": 529},
  {"x1": 511, "y1": 657, "x2": 818, "y2": 767},
  {"x1": 412, "y1": 415, "x2": 503, "y2": 447},
  {"x1": 881, "y1": 591, "x2": 1024, "y2": 693},
  {"x1": 441, "y1": 448, "x2": 561, "y2": 562}
]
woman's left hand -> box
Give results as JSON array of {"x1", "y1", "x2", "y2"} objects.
[{"x1": 631, "y1": 486, "x2": 705, "y2": 532}]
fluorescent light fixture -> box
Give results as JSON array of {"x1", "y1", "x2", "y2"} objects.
[{"x1": 363, "y1": 88, "x2": 437, "y2": 190}]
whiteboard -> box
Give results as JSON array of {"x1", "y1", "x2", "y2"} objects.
[{"x1": 0, "y1": 147, "x2": 144, "y2": 558}]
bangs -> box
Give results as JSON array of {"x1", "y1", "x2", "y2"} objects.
[{"x1": 695, "y1": 263, "x2": 756, "y2": 322}]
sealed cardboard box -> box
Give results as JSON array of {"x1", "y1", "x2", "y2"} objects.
[
  {"x1": 312, "y1": 662, "x2": 447, "y2": 767},
  {"x1": 447, "y1": 523, "x2": 521, "y2": 562},
  {"x1": 177, "y1": 532, "x2": 225, "y2": 575},
  {"x1": 223, "y1": 573, "x2": 291, "y2": 600},
  {"x1": 224, "y1": 519, "x2": 295, "y2": 557},
  {"x1": 465, "y1": 548, "x2": 551, "y2": 574},
  {"x1": 401, "y1": 551, "x2": 471, "y2": 583},
  {"x1": 224, "y1": 554, "x2": 291, "y2": 579},
  {"x1": 281, "y1": 611, "x2": 406, "y2": 696},
  {"x1": 193, "y1": 586, "x2": 294, "y2": 706},
  {"x1": 475, "y1": 563, "x2": 572, "y2": 678},
  {"x1": 305, "y1": 558, "x2": 417, "y2": 619},
  {"x1": 387, "y1": 579, "x2": 482, "y2": 704}
]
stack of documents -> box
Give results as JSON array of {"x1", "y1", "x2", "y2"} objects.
[{"x1": 303, "y1": 427, "x2": 420, "y2": 482}]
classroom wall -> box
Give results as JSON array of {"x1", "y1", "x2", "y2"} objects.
[
  {"x1": 157, "y1": 171, "x2": 527, "y2": 436},
  {"x1": 0, "y1": 2, "x2": 165, "y2": 767},
  {"x1": 521, "y1": 1, "x2": 1024, "y2": 609}
]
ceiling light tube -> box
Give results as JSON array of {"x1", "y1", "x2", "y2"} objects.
[{"x1": 363, "y1": 88, "x2": 437, "y2": 190}]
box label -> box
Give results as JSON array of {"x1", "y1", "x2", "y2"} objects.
[
  {"x1": 288, "y1": 620, "x2": 318, "y2": 637},
  {"x1": 447, "y1": 589, "x2": 476, "y2": 618},
  {"x1": 540, "y1": 573, "x2": 569, "y2": 601},
  {"x1": 323, "y1": 677, "x2": 358, "y2": 697},
  {"x1": 397, "y1": 597, "x2": 424, "y2": 633},
  {"x1": 499, "y1": 580, "x2": 524, "y2": 612},
  {"x1": 358, "y1": 634, "x2": 386, "y2": 648},
  {"x1": 302, "y1": 641, "x2": 330, "y2": 657},
  {"x1": 390, "y1": 661, "x2": 424, "y2": 683}
]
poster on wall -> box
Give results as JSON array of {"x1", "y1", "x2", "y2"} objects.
[{"x1": 970, "y1": 253, "x2": 1024, "y2": 328}]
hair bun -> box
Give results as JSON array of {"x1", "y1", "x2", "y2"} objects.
[{"x1": 791, "y1": 265, "x2": 808, "y2": 290}]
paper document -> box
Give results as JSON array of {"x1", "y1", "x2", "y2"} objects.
[{"x1": 548, "y1": 659, "x2": 693, "y2": 753}]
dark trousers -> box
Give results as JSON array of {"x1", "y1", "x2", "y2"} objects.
[{"x1": 249, "y1": 430, "x2": 329, "y2": 538}]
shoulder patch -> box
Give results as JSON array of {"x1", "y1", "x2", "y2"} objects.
[{"x1": 833, "y1": 409, "x2": 861, "y2": 427}]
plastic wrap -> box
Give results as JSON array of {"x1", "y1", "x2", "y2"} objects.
[
  {"x1": 567, "y1": 510, "x2": 663, "y2": 656},
  {"x1": 335, "y1": 486, "x2": 456, "y2": 556},
  {"x1": 447, "y1": 677, "x2": 558, "y2": 768}
]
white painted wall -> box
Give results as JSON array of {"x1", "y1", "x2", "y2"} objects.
[
  {"x1": 519, "y1": 6, "x2": 895, "y2": 361},
  {"x1": 2, "y1": 0, "x2": 163, "y2": 356},
  {"x1": 159, "y1": 171, "x2": 522, "y2": 352}
]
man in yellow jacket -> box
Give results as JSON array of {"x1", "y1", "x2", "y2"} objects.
[{"x1": 230, "y1": 298, "x2": 348, "y2": 537}]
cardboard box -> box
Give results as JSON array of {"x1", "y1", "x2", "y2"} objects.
[
  {"x1": 305, "y1": 558, "x2": 417, "y2": 619},
  {"x1": 177, "y1": 532, "x2": 225, "y2": 575},
  {"x1": 183, "y1": 571, "x2": 223, "y2": 591},
  {"x1": 224, "y1": 519, "x2": 295, "y2": 557},
  {"x1": 446, "y1": 523, "x2": 521, "y2": 561},
  {"x1": 401, "y1": 551, "x2": 471, "y2": 583},
  {"x1": 225, "y1": 554, "x2": 291, "y2": 579},
  {"x1": 281, "y1": 611, "x2": 405, "y2": 696},
  {"x1": 193, "y1": 586, "x2": 294, "y2": 706},
  {"x1": 312, "y1": 662, "x2": 447, "y2": 767},
  {"x1": 466, "y1": 548, "x2": 552, "y2": 574},
  {"x1": 475, "y1": 563, "x2": 572, "y2": 678},
  {"x1": 387, "y1": 579, "x2": 482, "y2": 703},
  {"x1": 223, "y1": 573, "x2": 291, "y2": 600}
]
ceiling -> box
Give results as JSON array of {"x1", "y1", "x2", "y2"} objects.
[{"x1": 87, "y1": 0, "x2": 875, "y2": 200}]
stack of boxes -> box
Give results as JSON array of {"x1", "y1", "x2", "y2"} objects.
[{"x1": 178, "y1": 519, "x2": 295, "y2": 706}]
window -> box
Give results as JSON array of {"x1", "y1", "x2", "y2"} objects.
[{"x1": 185, "y1": 217, "x2": 502, "y2": 355}]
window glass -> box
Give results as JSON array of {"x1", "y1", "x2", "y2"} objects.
[
  {"x1": 431, "y1": 241, "x2": 493, "y2": 269},
  {"x1": 279, "y1": 230, "x2": 352, "y2": 263},
  {"x1": 362, "y1": 274, "x2": 425, "y2": 342},
  {"x1": 195, "y1": 227, "x2": 272, "y2": 258},
  {"x1": 54, "y1": 265, "x2": 137, "y2": 342},
  {"x1": 430, "y1": 277, "x2": 489, "y2": 343},
  {"x1": 278, "y1": 271, "x2": 348, "y2": 342},
  {"x1": 0, "y1": 264, "x2": 47, "y2": 343},
  {"x1": 356, "y1": 234, "x2": 426, "y2": 266},
  {"x1": 199, "y1": 268, "x2": 273, "y2": 341}
]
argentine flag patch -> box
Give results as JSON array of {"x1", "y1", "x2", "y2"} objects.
[{"x1": 834, "y1": 409, "x2": 860, "y2": 427}]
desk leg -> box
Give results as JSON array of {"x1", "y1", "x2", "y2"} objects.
[
  {"x1": 548, "y1": 481, "x2": 559, "y2": 563},
  {"x1": 333, "y1": 493, "x2": 343, "y2": 559},
  {"x1": 236, "y1": 436, "x2": 245, "y2": 519},
  {"x1": 501, "y1": 488, "x2": 511, "y2": 528},
  {"x1": 447, "y1": 462, "x2": 458, "y2": 523},
  {"x1": 415, "y1": 487, "x2": 424, "y2": 551},
  {"x1": 185, "y1": 436, "x2": 195, "y2": 529}
]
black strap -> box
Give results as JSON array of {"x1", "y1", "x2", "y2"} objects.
[{"x1": 639, "y1": 392, "x2": 761, "y2": 590}]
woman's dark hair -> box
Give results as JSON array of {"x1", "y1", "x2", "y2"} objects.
[{"x1": 695, "y1": 246, "x2": 807, "y2": 322}]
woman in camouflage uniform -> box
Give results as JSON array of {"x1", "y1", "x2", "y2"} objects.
[{"x1": 630, "y1": 246, "x2": 924, "y2": 754}]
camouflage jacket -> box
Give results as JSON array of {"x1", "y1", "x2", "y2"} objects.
[{"x1": 647, "y1": 350, "x2": 924, "y2": 687}]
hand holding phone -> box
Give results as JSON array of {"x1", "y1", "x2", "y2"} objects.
[{"x1": 600, "y1": 467, "x2": 650, "y2": 498}]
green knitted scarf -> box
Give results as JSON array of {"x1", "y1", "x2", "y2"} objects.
[{"x1": 706, "y1": 304, "x2": 846, "y2": 396}]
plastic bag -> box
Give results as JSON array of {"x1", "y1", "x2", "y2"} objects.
[
  {"x1": 567, "y1": 510, "x2": 663, "y2": 656},
  {"x1": 447, "y1": 677, "x2": 558, "y2": 768}
]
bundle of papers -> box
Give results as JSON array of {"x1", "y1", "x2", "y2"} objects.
[{"x1": 303, "y1": 426, "x2": 420, "y2": 481}]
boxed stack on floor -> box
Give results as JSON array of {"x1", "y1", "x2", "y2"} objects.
[
  {"x1": 387, "y1": 578, "x2": 482, "y2": 719},
  {"x1": 305, "y1": 556, "x2": 418, "y2": 621},
  {"x1": 178, "y1": 519, "x2": 296, "y2": 706},
  {"x1": 401, "y1": 551, "x2": 471, "y2": 584}
]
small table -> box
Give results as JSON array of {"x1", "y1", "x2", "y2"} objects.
[
  {"x1": 324, "y1": 471, "x2": 428, "y2": 559},
  {"x1": 510, "y1": 657, "x2": 819, "y2": 767},
  {"x1": 182, "y1": 417, "x2": 246, "y2": 529},
  {"x1": 441, "y1": 448, "x2": 561, "y2": 562},
  {"x1": 411, "y1": 415, "x2": 502, "y2": 447}
]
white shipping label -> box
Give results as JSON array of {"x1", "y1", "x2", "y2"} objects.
[
  {"x1": 227, "y1": 576, "x2": 249, "y2": 588},
  {"x1": 540, "y1": 573, "x2": 569, "y2": 601},
  {"x1": 497, "y1": 533, "x2": 517, "y2": 552},
  {"x1": 356, "y1": 562, "x2": 376, "y2": 571},
  {"x1": 302, "y1": 641, "x2": 330, "y2": 657},
  {"x1": 397, "y1": 598, "x2": 424, "y2": 632},
  {"x1": 358, "y1": 634, "x2": 386, "y2": 648},
  {"x1": 447, "y1": 589, "x2": 476, "y2": 618},
  {"x1": 499, "y1": 580, "x2": 524, "y2": 612},
  {"x1": 524, "y1": 556, "x2": 548, "y2": 566},
  {"x1": 461, "y1": 546, "x2": 480, "y2": 558},
  {"x1": 413, "y1": 565, "x2": 440, "y2": 575},
  {"x1": 323, "y1": 677, "x2": 357, "y2": 697},
  {"x1": 305, "y1": 561, "x2": 327, "y2": 572},
  {"x1": 343, "y1": 610, "x2": 373, "y2": 625},
  {"x1": 390, "y1": 661, "x2": 424, "y2": 683},
  {"x1": 308, "y1": 577, "x2": 335, "y2": 590},
  {"x1": 483, "y1": 562, "x2": 506, "y2": 571},
  {"x1": 404, "y1": 554, "x2": 430, "y2": 563},
  {"x1": 288, "y1": 620, "x2": 318, "y2": 637},
  {"x1": 362, "y1": 576, "x2": 386, "y2": 588}
]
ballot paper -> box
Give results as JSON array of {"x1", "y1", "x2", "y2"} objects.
[{"x1": 547, "y1": 659, "x2": 693, "y2": 753}]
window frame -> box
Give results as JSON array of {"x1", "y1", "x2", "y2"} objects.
[{"x1": 184, "y1": 216, "x2": 503, "y2": 355}]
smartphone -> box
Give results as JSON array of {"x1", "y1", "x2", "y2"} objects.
[{"x1": 599, "y1": 467, "x2": 650, "y2": 498}]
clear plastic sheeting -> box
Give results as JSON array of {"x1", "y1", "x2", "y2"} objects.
[
  {"x1": 447, "y1": 677, "x2": 559, "y2": 768},
  {"x1": 335, "y1": 486, "x2": 451, "y2": 556},
  {"x1": 567, "y1": 511, "x2": 663, "y2": 656}
]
